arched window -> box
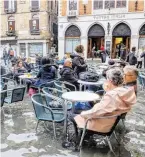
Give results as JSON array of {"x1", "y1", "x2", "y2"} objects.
[
  {"x1": 29, "y1": 14, "x2": 40, "y2": 34},
  {"x1": 65, "y1": 25, "x2": 81, "y2": 54},
  {"x1": 7, "y1": 16, "x2": 15, "y2": 32},
  {"x1": 139, "y1": 24, "x2": 145, "y2": 49}
]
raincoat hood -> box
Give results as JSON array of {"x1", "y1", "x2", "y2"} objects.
[{"x1": 108, "y1": 86, "x2": 137, "y2": 108}]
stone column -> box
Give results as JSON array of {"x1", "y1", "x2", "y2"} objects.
[
  {"x1": 26, "y1": 43, "x2": 28, "y2": 58},
  {"x1": 43, "y1": 42, "x2": 47, "y2": 56},
  {"x1": 131, "y1": 35, "x2": 139, "y2": 50},
  {"x1": 58, "y1": 37, "x2": 65, "y2": 59},
  {"x1": 81, "y1": 36, "x2": 88, "y2": 59}
]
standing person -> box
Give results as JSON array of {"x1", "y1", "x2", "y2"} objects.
[
  {"x1": 91, "y1": 45, "x2": 96, "y2": 60},
  {"x1": 141, "y1": 47, "x2": 145, "y2": 69},
  {"x1": 35, "y1": 53, "x2": 41, "y2": 68},
  {"x1": 120, "y1": 47, "x2": 126, "y2": 61},
  {"x1": 3, "y1": 48, "x2": 8, "y2": 65},
  {"x1": 126, "y1": 47, "x2": 137, "y2": 66},
  {"x1": 136, "y1": 49, "x2": 143, "y2": 69},
  {"x1": 72, "y1": 45, "x2": 87, "y2": 76}
]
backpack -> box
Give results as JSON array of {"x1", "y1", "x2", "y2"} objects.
[
  {"x1": 131, "y1": 55, "x2": 137, "y2": 65},
  {"x1": 79, "y1": 71, "x2": 99, "y2": 82}
]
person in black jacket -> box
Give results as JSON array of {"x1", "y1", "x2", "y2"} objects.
[
  {"x1": 59, "y1": 58, "x2": 79, "y2": 90},
  {"x1": 126, "y1": 47, "x2": 137, "y2": 65},
  {"x1": 72, "y1": 45, "x2": 87, "y2": 76},
  {"x1": 33, "y1": 57, "x2": 56, "y2": 87}
]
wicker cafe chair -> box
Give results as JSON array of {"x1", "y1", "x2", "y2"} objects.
[
  {"x1": 139, "y1": 74, "x2": 145, "y2": 91},
  {"x1": 31, "y1": 93, "x2": 65, "y2": 138},
  {"x1": 77, "y1": 115, "x2": 122, "y2": 156},
  {"x1": 42, "y1": 87, "x2": 72, "y2": 110},
  {"x1": 54, "y1": 81, "x2": 71, "y2": 92},
  {"x1": 0, "y1": 90, "x2": 7, "y2": 121}
]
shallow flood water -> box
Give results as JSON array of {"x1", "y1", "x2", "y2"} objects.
[{"x1": 1, "y1": 96, "x2": 132, "y2": 157}]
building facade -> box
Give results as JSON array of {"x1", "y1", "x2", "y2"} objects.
[
  {"x1": 0, "y1": 0, "x2": 58, "y2": 58},
  {"x1": 58, "y1": 0, "x2": 145, "y2": 59}
]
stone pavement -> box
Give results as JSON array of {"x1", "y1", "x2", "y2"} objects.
[{"x1": 1, "y1": 87, "x2": 145, "y2": 157}]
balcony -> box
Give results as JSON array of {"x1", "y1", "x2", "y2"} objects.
[
  {"x1": 6, "y1": 30, "x2": 16, "y2": 36},
  {"x1": 30, "y1": 29, "x2": 40, "y2": 35},
  {"x1": 30, "y1": 7, "x2": 39, "y2": 12},
  {"x1": 5, "y1": 8, "x2": 16, "y2": 14}
]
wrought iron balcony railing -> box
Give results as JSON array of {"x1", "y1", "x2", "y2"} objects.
[
  {"x1": 6, "y1": 30, "x2": 16, "y2": 36},
  {"x1": 30, "y1": 29, "x2": 40, "y2": 35}
]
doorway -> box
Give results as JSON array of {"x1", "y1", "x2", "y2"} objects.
[
  {"x1": 88, "y1": 37, "x2": 104, "y2": 58},
  {"x1": 112, "y1": 23, "x2": 131, "y2": 58},
  {"x1": 87, "y1": 24, "x2": 105, "y2": 58},
  {"x1": 112, "y1": 37, "x2": 130, "y2": 58}
]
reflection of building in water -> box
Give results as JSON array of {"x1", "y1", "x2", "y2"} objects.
[
  {"x1": 0, "y1": 0, "x2": 58, "y2": 57},
  {"x1": 58, "y1": 0, "x2": 145, "y2": 59}
]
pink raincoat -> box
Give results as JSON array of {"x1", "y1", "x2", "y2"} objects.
[{"x1": 74, "y1": 86, "x2": 136, "y2": 133}]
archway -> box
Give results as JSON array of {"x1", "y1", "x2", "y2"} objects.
[
  {"x1": 88, "y1": 24, "x2": 105, "y2": 58},
  {"x1": 139, "y1": 24, "x2": 145, "y2": 49},
  {"x1": 112, "y1": 23, "x2": 131, "y2": 58},
  {"x1": 65, "y1": 25, "x2": 81, "y2": 54}
]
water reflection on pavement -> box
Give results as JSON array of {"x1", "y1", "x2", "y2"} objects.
[{"x1": 0, "y1": 95, "x2": 132, "y2": 157}]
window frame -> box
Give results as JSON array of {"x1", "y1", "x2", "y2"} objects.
[
  {"x1": 116, "y1": 0, "x2": 126, "y2": 8},
  {"x1": 104, "y1": 0, "x2": 115, "y2": 9},
  {"x1": 30, "y1": 0, "x2": 40, "y2": 11},
  {"x1": 7, "y1": 16, "x2": 15, "y2": 32},
  {"x1": 93, "y1": 0, "x2": 103, "y2": 10}
]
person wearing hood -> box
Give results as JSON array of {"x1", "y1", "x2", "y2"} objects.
[
  {"x1": 72, "y1": 45, "x2": 87, "y2": 76},
  {"x1": 34, "y1": 57, "x2": 56, "y2": 86},
  {"x1": 74, "y1": 68, "x2": 136, "y2": 133},
  {"x1": 59, "y1": 58, "x2": 79, "y2": 90}
]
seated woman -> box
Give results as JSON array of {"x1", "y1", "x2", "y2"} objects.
[
  {"x1": 33, "y1": 57, "x2": 56, "y2": 87},
  {"x1": 74, "y1": 68, "x2": 136, "y2": 134},
  {"x1": 123, "y1": 65, "x2": 138, "y2": 95}
]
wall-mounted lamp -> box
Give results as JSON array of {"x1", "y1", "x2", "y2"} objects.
[{"x1": 107, "y1": 22, "x2": 111, "y2": 35}]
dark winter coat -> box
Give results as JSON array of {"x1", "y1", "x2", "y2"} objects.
[
  {"x1": 72, "y1": 55, "x2": 87, "y2": 76},
  {"x1": 141, "y1": 51, "x2": 145, "y2": 68},
  {"x1": 126, "y1": 52, "x2": 137, "y2": 65},
  {"x1": 36, "y1": 65, "x2": 56, "y2": 84},
  {"x1": 59, "y1": 66, "x2": 79, "y2": 90}
]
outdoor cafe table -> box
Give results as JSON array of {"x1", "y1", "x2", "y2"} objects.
[
  {"x1": 18, "y1": 74, "x2": 36, "y2": 85},
  {"x1": 62, "y1": 91, "x2": 100, "y2": 135},
  {"x1": 78, "y1": 78, "x2": 106, "y2": 91}
]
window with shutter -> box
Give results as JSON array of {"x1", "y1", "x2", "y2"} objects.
[
  {"x1": 30, "y1": 18, "x2": 40, "y2": 35},
  {"x1": 94, "y1": 0, "x2": 103, "y2": 10},
  {"x1": 4, "y1": 0, "x2": 17, "y2": 13},
  {"x1": 31, "y1": 0, "x2": 39, "y2": 11},
  {"x1": 116, "y1": 0, "x2": 126, "y2": 8},
  {"x1": 7, "y1": 18, "x2": 15, "y2": 36},
  {"x1": 105, "y1": 0, "x2": 115, "y2": 9}
]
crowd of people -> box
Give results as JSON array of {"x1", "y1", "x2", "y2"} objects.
[{"x1": 1, "y1": 44, "x2": 142, "y2": 138}]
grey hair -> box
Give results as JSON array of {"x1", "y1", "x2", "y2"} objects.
[{"x1": 106, "y1": 68, "x2": 124, "y2": 86}]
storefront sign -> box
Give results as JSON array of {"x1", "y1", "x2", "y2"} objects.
[
  {"x1": 106, "y1": 41, "x2": 111, "y2": 51},
  {"x1": 94, "y1": 14, "x2": 125, "y2": 20},
  {"x1": 139, "y1": 38, "x2": 145, "y2": 49}
]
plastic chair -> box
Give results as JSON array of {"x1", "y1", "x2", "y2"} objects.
[
  {"x1": 42, "y1": 87, "x2": 72, "y2": 110},
  {"x1": 31, "y1": 93, "x2": 65, "y2": 138}
]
